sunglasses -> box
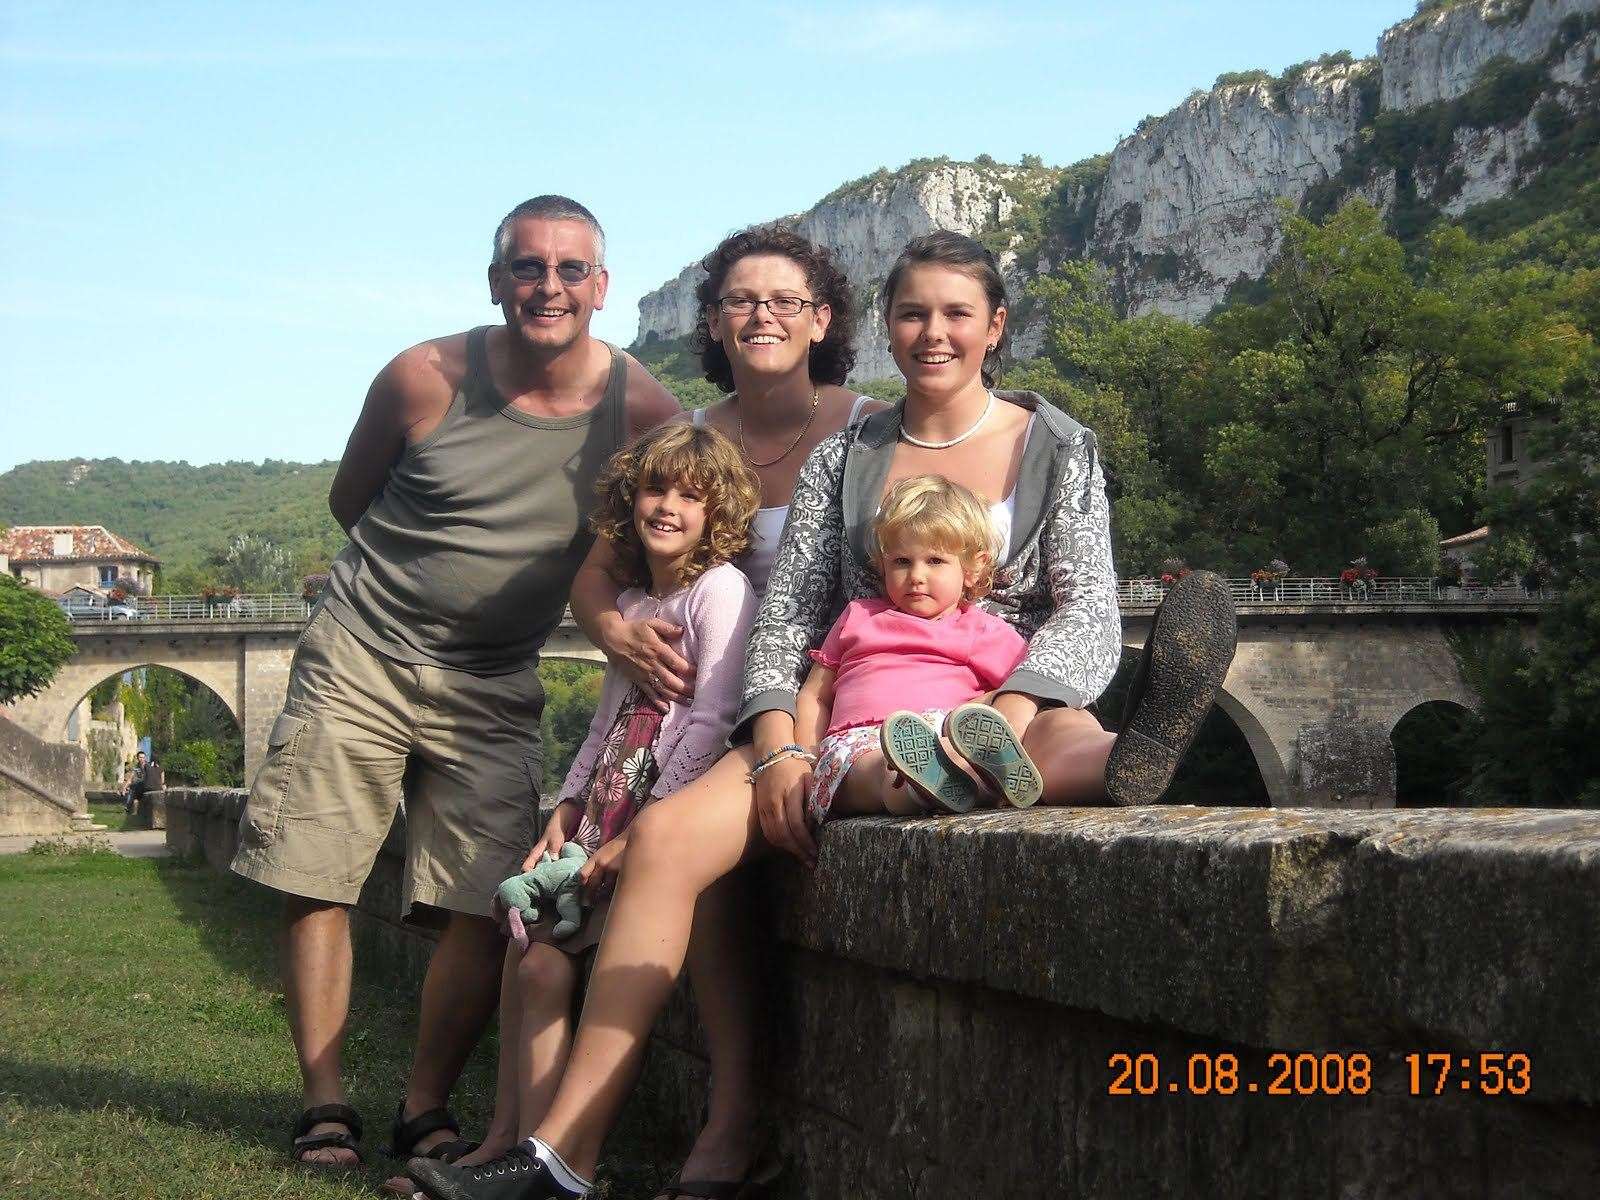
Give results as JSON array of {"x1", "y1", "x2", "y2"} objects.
[{"x1": 504, "y1": 257, "x2": 598, "y2": 285}]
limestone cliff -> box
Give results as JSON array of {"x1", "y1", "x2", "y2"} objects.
[
  {"x1": 1379, "y1": 0, "x2": 1595, "y2": 109},
  {"x1": 635, "y1": 0, "x2": 1599, "y2": 377},
  {"x1": 1087, "y1": 62, "x2": 1373, "y2": 319}
]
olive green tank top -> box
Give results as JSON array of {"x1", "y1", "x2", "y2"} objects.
[{"x1": 324, "y1": 327, "x2": 627, "y2": 674}]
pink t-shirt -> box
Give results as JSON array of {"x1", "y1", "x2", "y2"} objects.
[{"x1": 808, "y1": 598, "x2": 1030, "y2": 736}]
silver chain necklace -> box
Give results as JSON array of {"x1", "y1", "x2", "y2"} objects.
[{"x1": 899, "y1": 391, "x2": 995, "y2": 450}]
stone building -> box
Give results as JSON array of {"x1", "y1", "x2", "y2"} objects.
[
  {"x1": 1440, "y1": 408, "x2": 1554, "y2": 581},
  {"x1": 2, "y1": 525, "x2": 160, "y2": 596}
]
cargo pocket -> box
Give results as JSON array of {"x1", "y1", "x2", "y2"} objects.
[{"x1": 239, "y1": 712, "x2": 309, "y2": 850}]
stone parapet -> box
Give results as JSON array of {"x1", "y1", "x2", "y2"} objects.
[
  {"x1": 160, "y1": 790, "x2": 1600, "y2": 1197},
  {"x1": 0, "y1": 712, "x2": 90, "y2": 835}
]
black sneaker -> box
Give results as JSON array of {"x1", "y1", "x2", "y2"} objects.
[
  {"x1": 407, "y1": 1146, "x2": 583, "y2": 1200},
  {"x1": 1104, "y1": 571, "x2": 1238, "y2": 806}
]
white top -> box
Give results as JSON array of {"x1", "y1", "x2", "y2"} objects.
[
  {"x1": 695, "y1": 393, "x2": 873, "y2": 597},
  {"x1": 985, "y1": 414, "x2": 1033, "y2": 563}
]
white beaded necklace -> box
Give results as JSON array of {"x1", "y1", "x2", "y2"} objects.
[{"x1": 899, "y1": 390, "x2": 995, "y2": 450}]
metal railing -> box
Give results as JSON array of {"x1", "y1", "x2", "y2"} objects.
[
  {"x1": 1116, "y1": 577, "x2": 1554, "y2": 606},
  {"x1": 61, "y1": 593, "x2": 317, "y2": 622},
  {"x1": 59, "y1": 580, "x2": 1554, "y2": 626}
]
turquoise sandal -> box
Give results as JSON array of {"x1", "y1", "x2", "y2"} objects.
[{"x1": 944, "y1": 703, "x2": 1044, "y2": 808}]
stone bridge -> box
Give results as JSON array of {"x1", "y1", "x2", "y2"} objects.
[{"x1": 9, "y1": 586, "x2": 1543, "y2": 806}]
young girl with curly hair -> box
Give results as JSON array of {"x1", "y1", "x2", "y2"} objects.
[
  {"x1": 450, "y1": 421, "x2": 759, "y2": 1174},
  {"x1": 797, "y1": 474, "x2": 1040, "y2": 820}
]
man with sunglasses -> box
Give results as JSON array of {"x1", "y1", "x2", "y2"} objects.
[{"x1": 231, "y1": 195, "x2": 679, "y2": 1177}]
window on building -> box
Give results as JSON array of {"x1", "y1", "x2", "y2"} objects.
[
  {"x1": 1499, "y1": 425, "x2": 1515, "y2": 464},
  {"x1": 99, "y1": 564, "x2": 119, "y2": 586}
]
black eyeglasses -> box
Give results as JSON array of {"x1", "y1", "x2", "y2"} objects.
[
  {"x1": 716, "y1": 295, "x2": 816, "y2": 317},
  {"x1": 505, "y1": 256, "x2": 598, "y2": 284}
]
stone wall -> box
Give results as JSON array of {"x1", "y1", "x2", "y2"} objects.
[
  {"x1": 161, "y1": 789, "x2": 1600, "y2": 1197},
  {"x1": 0, "y1": 711, "x2": 90, "y2": 835}
]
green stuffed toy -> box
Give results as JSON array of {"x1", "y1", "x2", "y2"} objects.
[{"x1": 495, "y1": 842, "x2": 589, "y2": 948}]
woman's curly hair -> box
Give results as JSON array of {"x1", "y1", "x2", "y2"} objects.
[
  {"x1": 689, "y1": 225, "x2": 857, "y2": 393},
  {"x1": 591, "y1": 422, "x2": 760, "y2": 592}
]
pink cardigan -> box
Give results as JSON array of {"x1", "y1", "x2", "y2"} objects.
[{"x1": 556, "y1": 562, "x2": 757, "y2": 804}]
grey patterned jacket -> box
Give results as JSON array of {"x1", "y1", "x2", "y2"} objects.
[{"x1": 734, "y1": 391, "x2": 1122, "y2": 738}]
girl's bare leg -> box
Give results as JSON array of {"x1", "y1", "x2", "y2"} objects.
[
  {"x1": 512, "y1": 942, "x2": 582, "y2": 1139},
  {"x1": 449, "y1": 942, "x2": 527, "y2": 1168},
  {"x1": 533, "y1": 746, "x2": 764, "y2": 1179},
  {"x1": 1025, "y1": 706, "x2": 1115, "y2": 804},
  {"x1": 655, "y1": 876, "x2": 762, "y2": 1196}
]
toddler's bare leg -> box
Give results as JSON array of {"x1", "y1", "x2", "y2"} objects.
[{"x1": 833, "y1": 750, "x2": 927, "y2": 816}]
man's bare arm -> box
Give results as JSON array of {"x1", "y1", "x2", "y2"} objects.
[{"x1": 328, "y1": 346, "x2": 454, "y2": 533}]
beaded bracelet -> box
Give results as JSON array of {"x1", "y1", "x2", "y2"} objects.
[{"x1": 746, "y1": 744, "x2": 817, "y2": 784}]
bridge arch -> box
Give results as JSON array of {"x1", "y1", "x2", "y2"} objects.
[
  {"x1": 16, "y1": 650, "x2": 242, "y2": 753},
  {"x1": 1379, "y1": 690, "x2": 1477, "y2": 738},
  {"x1": 1114, "y1": 633, "x2": 1284, "y2": 806},
  {"x1": 57, "y1": 662, "x2": 243, "y2": 737},
  {"x1": 1391, "y1": 698, "x2": 1473, "y2": 808},
  {"x1": 1212, "y1": 688, "x2": 1292, "y2": 807}
]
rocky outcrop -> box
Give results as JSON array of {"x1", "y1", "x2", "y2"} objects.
[
  {"x1": 635, "y1": 0, "x2": 1600, "y2": 376},
  {"x1": 1089, "y1": 63, "x2": 1371, "y2": 319},
  {"x1": 1379, "y1": 0, "x2": 1594, "y2": 109}
]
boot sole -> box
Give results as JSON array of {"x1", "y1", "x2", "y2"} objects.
[
  {"x1": 944, "y1": 703, "x2": 1043, "y2": 808},
  {"x1": 880, "y1": 712, "x2": 980, "y2": 814},
  {"x1": 1104, "y1": 571, "x2": 1238, "y2": 806}
]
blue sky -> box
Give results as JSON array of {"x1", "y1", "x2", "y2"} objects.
[{"x1": 1, "y1": 1, "x2": 1413, "y2": 472}]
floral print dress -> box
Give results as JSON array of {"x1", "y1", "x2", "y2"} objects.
[{"x1": 572, "y1": 687, "x2": 665, "y2": 854}]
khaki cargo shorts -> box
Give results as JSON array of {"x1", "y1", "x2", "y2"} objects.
[{"x1": 231, "y1": 607, "x2": 543, "y2": 922}]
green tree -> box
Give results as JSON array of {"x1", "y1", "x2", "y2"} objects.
[
  {"x1": 1004, "y1": 358, "x2": 1184, "y2": 575},
  {"x1": 212, "y1": 533, "x2": 297, "y2": 592},
  {"x1": 0, "y1": 577, "x2": 75, "y2": 704},
  {"x1": 1036, "y1": 260, "x2": 1217, "y2": 483},
  {"x1": 666, "y1": 377, "x2": 722, "y2": 410},
  {"x1": 1459, "y1": 365, "x2": 1600, "y2": 804},
  {"x1": 118, "y1": 667, "x2": 243, "y2": 785},
  {"x1": 537, "y1": 661, "x2": 604, "y2": 795}
]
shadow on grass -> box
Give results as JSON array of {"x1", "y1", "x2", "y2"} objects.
[
  {"x1": 143, "y1": 851, "x2": 688, "y2": 1198},
  {"x1": 0, "y1": 1054, "x2": 296, "y2": 1152},
  {"x1": 152, "y1": 856, "x2": 299, "y2": 994}
]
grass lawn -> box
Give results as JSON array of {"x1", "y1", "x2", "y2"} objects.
[
  {"x1": 0, "y1": 846, "x2": 667, "y2": 1199},
  {"x1": 86, "y1": 800, "x2": 137, "y2": 832}
]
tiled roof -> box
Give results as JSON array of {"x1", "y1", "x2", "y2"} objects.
[
  {"x1": 1, "y1": 525, "x2": 160, "y2": 564},
  {"x1": 1439, "y1": 526, "x2": 1490, "y2": 548}
]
